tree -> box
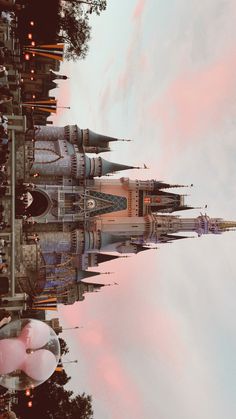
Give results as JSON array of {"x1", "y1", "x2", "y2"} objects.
[
  {"x1": 70, "y1": 394, "x2": 94, "y2": 419},
  {"x1": 58, "y1": 0, "x2": 107, "y2": 60},
  {"x1": 59, "y1": 337, "x2": 70, "y2": 356},
  {"x1": 16, "y1": 0, "x2": 107, "y2": 61},
  {"x1": 62, "y1": 0, "x2": 107, "y2": 15},
  {"x1": 59, "y1": 9, "x2": 91, "y2": 61},
  {"x1": 12, "y1": 375, "x2": 94, "y2": 418},
  {"x1": 10, "y1": 337, "x2": 93, "y2": 418}
]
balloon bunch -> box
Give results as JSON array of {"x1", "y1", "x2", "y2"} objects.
[{"x1": 0, "y1": 321, "x2": 58, "y2": 383}]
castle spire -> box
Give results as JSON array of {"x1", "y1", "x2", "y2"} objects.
[
  {"x1": 193, "y1": 214, "x2": 236, "y2": 235},
  {"x1": 76, "y1": 270, "x2": 101, "y2": 282},
  {"x1": 151, "y1": 213, "x2": 236, "y2": 237},
  {"x1": 153, "y1": 181, "x2": 193, "y2": 190},
  {"x1": 100, "y1": 158, "x2": 137, "y2": 176},
  {"x1": 96, "y1": 253, "x2": 120, "y2": 264},
  {"x1": 89, "y1": 156, "x2": 137, "y2": 177}
]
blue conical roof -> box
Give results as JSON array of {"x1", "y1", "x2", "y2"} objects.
[
  {"x1": 86, "y1": 129, "x2": 120, "y2": 146},
  {"x1": 100, "y1": 158, "x2": 135, "y2": 176},
  {"x1": 76, "y1": 270, "x2": 101, "y2": 282}
]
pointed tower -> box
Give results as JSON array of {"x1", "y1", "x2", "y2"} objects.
[
  {"x1": 88, "y1": 157, "x2": 137, "y2": 177},
  {"x1": 96, "y1": 253, "x2": 120, "y2": 264},
  {"x1": 147, "y1": 213, "x2": 236, "y2": 242},
  {"x1": 56, "y1": 280, "x2": 106, "y2": 305},
  {"x1": 26, "y1": 124, "x2": 128, "y2": 154}
]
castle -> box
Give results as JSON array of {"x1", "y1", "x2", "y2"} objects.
[{"x1": 12, "y1": 123, "x2": 236, "y2": 307}]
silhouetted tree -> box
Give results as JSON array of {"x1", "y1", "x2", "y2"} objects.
[
  {"x1": 11, "y1": 337, "x2": 93, "y2": 418},
  {"x1": 59, "y1": 7, "x2": 91, "y2": 61},
  {"x1": 15, "y1": 0, "x2": 107, "y2": 61},
  {"x1": 62, "y1": 0, "x2": 107, "y2": 15},
  {"x1": 13, "y1": 381, "x2": 93, "y2": 419},
  {"x1": 58, "y1": 0, "x2": 107, "y2": 60},
  {"x1": 59, "y1": 337, "x2": 70, "y2": 356}
]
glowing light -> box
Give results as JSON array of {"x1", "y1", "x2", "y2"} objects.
[
  {"x1": 25, "y1": 54, "x2": 30, "y2": 61},
  {"x1": 28, "y1": 401, "x2": 33, "y2": 408},
  {"x1": 25, "y1": 389, "x2": 30, "y2": 396},
  {"x1": 28, "y1": 33, "x2": 33, "y2": 40},
  {"x1": 32, "y1": 95, "x2": 36, "y2": 99},
  {"x1": 30, "y1": 69, "x2": 35, "y2": 74},
  {"x1": 31, "y1": 41, "x2": 35, "y2": 46},
  {"x1": 30, "y1": 77, "x2": 34, "y2": 81},
  {"x1": 30, "y1": 21, "x2": 34, "y2": 26}
]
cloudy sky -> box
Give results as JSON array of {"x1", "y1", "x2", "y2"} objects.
[{"x1": 52, "y1": 1, "x2": 236, "y2": 418}]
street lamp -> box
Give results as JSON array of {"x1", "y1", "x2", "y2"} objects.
[
  {"x1": 62, "y1": 326, "x2": 83, "y2": 331},
  {"x1": 62, "y1": 360, "x2": 78, "y2": 364}
]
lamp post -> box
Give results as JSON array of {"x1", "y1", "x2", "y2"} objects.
[
  {"x1": 62, "y1": 360, "x2": 78, "y2": 364},
  {"x1": 62, "y1": 326, "x2": 83, "y2": 331}
]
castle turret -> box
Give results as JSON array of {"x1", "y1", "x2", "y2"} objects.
[
  {"x1": 26, "y1": 124, "x2": 127, "y2": 154},
  {"x1": 96, "y1": 253, "x2": 120, "y2": 264},
  {"x1": 88, "y1": 157, "x2": 136, "y2": 177},
  {"x1": 57, "y1": 280, "x2": 106, "y2": 305},
  {"x1": 147, "y1": 213, "x2": 236, "y2": 241}
]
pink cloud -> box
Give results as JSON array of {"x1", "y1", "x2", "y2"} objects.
[
  {"x1": 100, "y1": 83, "x2": 111, "y2": 112},
  {"x1": 77, "y1": 319, "x2": 145, "y2": 419},
  {"x1": 58, "y1": 257, "x2": 187, "y2": 418},
  {"x1": 133, "y1": 0, "x2": 146, "y2": 20},
  {"x1": 98, "y1": 0, "x2": 149, "y2": 117},
  {"x1": 150, "y1": 50, "x2": 236, "y2": 143},
  {"x1": 52, "y1": 82, "x2": 71, "y2": 124},
  {"x1": 59, "y1": 297, "x2": 144, "y2": 416}
]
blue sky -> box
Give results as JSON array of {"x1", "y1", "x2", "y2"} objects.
[{"x1": 52, "y1": 1, "x2": 236, "y2": 418}]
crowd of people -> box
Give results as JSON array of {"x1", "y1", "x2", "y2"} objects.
[
  {"x1": 16, "y1": 183, "x2": 37, "y2": 222},
  {"x1": 0, "y1": 6, "x2": 22, "y2": 419},
  {"x1": 0, "y1": 113, "x2": 10, "y2": 235},
  {"x1": 0, "y1": 113, "x2": 9, "y2": 157},
  {"x1": 0, "y1": 238, "x2": 8, "y2": 274}
]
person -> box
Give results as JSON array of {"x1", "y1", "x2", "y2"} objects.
[
  {"x1": 0, "y1": 222, "x2": 9, "y2": 230},
  {"x1": 0, "y1": 137, "x2": 8, "y2": 145},
  {"x1": 0, "y1": 411, "x2": 17, "y2": 419},
  {"x1": 0, "y1": 187, "x2": 6, "y2": 197},
  {"x1": 0, "y1": 95, "x2": 13, "y2": 105},
  {"x1": 0, "y1": 239, "x2": 9, "y2": 248},
  {"x1": 0, "y1": 309, "x2": 11, "y2": 327},
  {"x1": 0, "y1": 262, "x2": 7, "y2": 272},
  {"x1": 0, "y1": 66, "x2": 7, "y2": 78}
]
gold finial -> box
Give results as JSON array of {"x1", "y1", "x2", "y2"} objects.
[{"x1": 218, "y1": 220, "x2": 236, "y2": 230}]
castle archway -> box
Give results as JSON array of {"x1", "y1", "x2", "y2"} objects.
[{"x1": 16, "y1": 190, "x2": 51, "y2": 218}]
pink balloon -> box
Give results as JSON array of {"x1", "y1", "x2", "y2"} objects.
[
  {"x1": 20, "y1": 321, "x2": 50, "y2": 350},
  {"x1": 0, "y1": 339, "x2": 26, "y2": 374},
  {"x1": 23, "y1": 349, "x2": 57, "y2": 382}
]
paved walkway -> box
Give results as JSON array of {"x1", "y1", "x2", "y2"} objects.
[{"x1": 10, "y1": 130, "x2": 15, "y2": 297}]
